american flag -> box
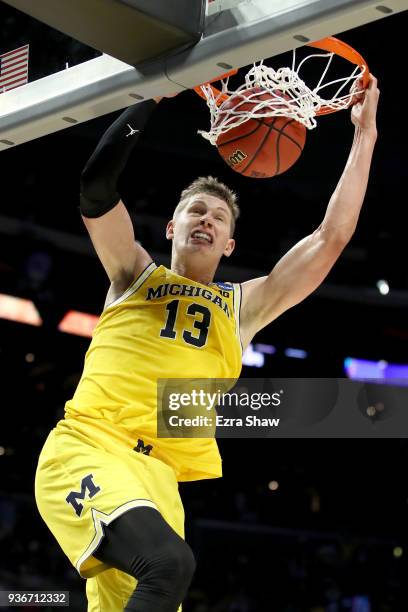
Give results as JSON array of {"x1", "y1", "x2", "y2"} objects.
[{"x1": 0, "y1": 44, "x2": 29, "y2": 93}]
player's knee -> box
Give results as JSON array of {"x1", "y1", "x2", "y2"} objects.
[
  {"x1": 168, "y1": 539, "x2": 196, "y2": 585},
  {"x1": 154, "y1": 540, "x2": 196, "y2": 600},
  {"x1": 124, "y1": 539, "x2": 196, "y2": 611},
  {"x1": 136, "y1": 538, "x2": 196, "y2": 589}
]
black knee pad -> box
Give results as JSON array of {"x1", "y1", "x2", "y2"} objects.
[
  {"x1": 134, "y1": 537, "x2": 196, "y2": 589},
  {"x1": 95, "y1": 507, "x2": 196, "y2": 610}
]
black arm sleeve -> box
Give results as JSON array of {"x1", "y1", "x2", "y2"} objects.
[{"x1": 80, "y1": 99, "x2": 157, "y2": 218}]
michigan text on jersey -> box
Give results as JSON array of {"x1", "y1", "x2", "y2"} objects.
[{"x1": 146, "y1": 283, "x2": 230, "y2": 317}]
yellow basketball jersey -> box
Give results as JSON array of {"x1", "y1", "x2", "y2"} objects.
[{"x1": 64, "y1": 263, "x2": 242, "y2": 481}]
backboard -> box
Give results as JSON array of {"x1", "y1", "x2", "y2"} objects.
[
  {"x1": 0, "y1": 0, "x2": 406, "y2": 150},
  {"x1": 206, "y1": 0, "x2": 245, "y2": 15}
]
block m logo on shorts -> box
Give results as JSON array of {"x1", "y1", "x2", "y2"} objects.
[
  {"x1": 133, "y1": 438, "x2": 153, "y2": 455},
  {"x1": 66, "y1": 474, "x2": 101, "y2": 517}
]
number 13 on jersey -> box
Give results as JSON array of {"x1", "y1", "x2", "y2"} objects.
[{"x1": 159, "y1": 300, "x2": 211, "y2": 348}]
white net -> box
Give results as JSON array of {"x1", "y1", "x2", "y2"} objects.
[{"x1": 198, "y1": 49, "x2": 367, "y2": 145}]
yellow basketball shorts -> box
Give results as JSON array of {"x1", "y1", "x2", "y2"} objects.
[{"x1": 34, "y1": 419, "x2": 185, "y2": 612}]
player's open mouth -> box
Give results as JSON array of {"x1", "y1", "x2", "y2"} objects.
[{"x1": 191, "y1": 230, "x2": 213, "y2": 244}]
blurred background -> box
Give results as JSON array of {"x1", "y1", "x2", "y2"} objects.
[{"x1": 1, "y1": 2, "x2": 408, "y2": 610}]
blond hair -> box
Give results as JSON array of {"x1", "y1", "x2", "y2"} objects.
[{"x1": 174, "y1": 176, "x2": 240, "y2": 236}]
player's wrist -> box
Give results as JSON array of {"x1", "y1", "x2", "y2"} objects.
[{"x1": 354, "y1": 124, "x2": 377, "y2": 142}]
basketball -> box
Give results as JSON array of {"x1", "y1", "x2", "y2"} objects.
[{"x1": 216, "y1": 87, "x2": 307, "y2": 178}]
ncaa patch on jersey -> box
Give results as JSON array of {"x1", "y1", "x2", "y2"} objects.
[{"x1": 215, "y1": 282, "x2": 233, "y2": 291}]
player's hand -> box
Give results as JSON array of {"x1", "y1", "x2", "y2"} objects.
[{"x1": 350, "y1": 73, "x2": 379, "y2": 133}]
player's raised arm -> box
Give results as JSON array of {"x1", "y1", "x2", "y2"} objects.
[
  {"x1": 239, "y1": 74, "x2": 380, "y2": 349},
  {"x1": 80, "y1": 99, "x2": 161, "y2": 288}
]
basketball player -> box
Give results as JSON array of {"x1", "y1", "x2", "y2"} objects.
[{"x1": 35, "y1": 74, "x2": 379, "y2": 611}]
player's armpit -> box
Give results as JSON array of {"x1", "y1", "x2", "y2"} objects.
[
  {"x1": 82, "y1": 200, "x2": 152, "y2": 286},
  {"x1": 239, "y1": 231, "x2": 347, "y2": 345}
]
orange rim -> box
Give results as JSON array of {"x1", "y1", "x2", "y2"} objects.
[
  {"x1": 193, "y1": 36, "x2": 369, "y2": 114},
  {"x1": 307, "y1": 36, "x2": 369, "y2": 115}
]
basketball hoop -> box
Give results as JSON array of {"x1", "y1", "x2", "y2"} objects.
[{"x1": 194, "y1": 36, "x2": 369, "y2": 145}]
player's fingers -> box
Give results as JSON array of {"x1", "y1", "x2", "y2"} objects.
[
  {"x1": 368, "y1": 73, "x2": 378, "y2": 87},
  {"x1": 367, "y1": 74, "x2": 380, "y2": 97},
  {"x1": 367, "y1": 79, "x2": 380, "y2": 106},
  {"x1": 351, "y1": 76, "x2": 363, "y2": 91},
  {"x1": 350, "y1": 77, "x2": 365, "y2": 104}
]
